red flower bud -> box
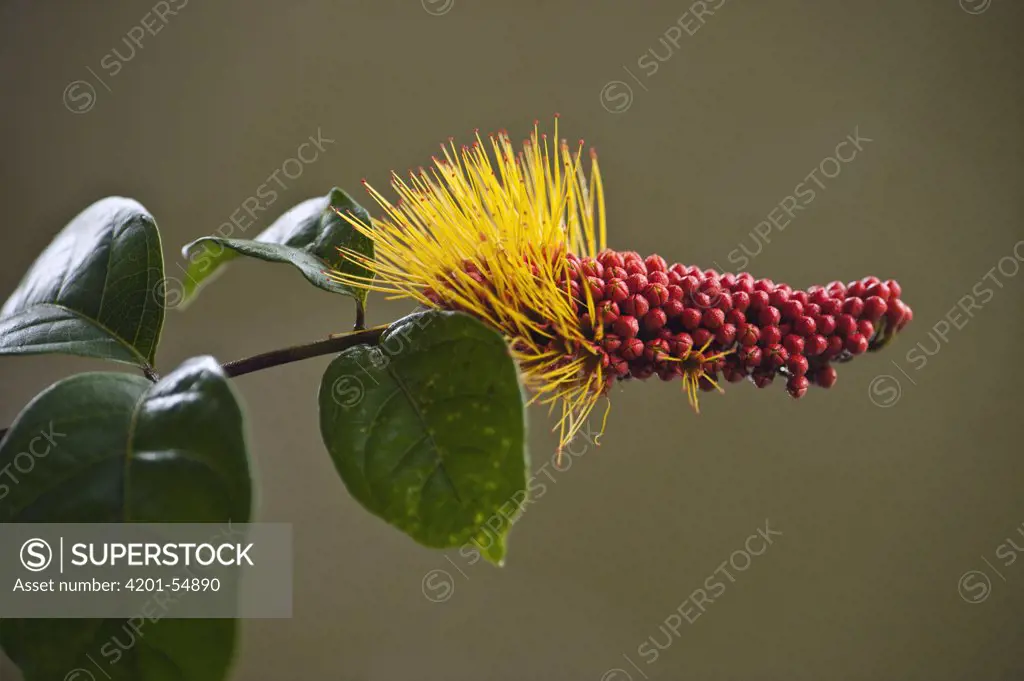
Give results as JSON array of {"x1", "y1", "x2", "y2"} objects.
[
  {"x1": 613, "y1": 315, "x2": 639, "y2": 338},
  {"x1": 715, "y1": 323, "x2": 737, "y2": 347},
  {"x1": 842, "y1": 297, "x2": 864, "y2": 316},
  {"x1": 752, "y1": 370, "x2": 774, "y2": 388},
  {"x1": 663, "y1": 299, "x2": 685, "y2": 318},
  {"x1": 604, "y1": 279, "x2": 629, "y2": 303},
  {"x1": 626, "y1": 273, "x2": 648, "y2": 294},
  {"x1": 826, "y1": 281, "x2": 846, "y2": 296},
  {"x1": 783, "y1": 334, "x2": 805, "y2": 356},
  {"x1": 620, "y1": 337, "x2": 644, "y2": 360},
  {"x1": 786, "y1": 354, "x2": 809, "y2": 377},
  {"x1": 648, "y1": 271, "x2": 670, "y2": 286},
  {"x1": 722, "y1": 360, "x2": 748, "y2": 383},
  {"x1": 598, "y1": 250, "x2": 624, "y2": 269},
  {"x1": 758, "y1": 306, "x2": 782, "y2": 327},
  {"x1": 643, "y1": 283, "x2": 670, "y2": 307},
  {"x1": 680, "y1": 275, "x2": 700, "y2": 295},
  {"x1": 602, "y1": 334, "x2": 622, "y2": 354},
  {"x1": 581, "y1": 258, "x2": 603, "y2": 279},
  {"x1": 887, "y1": 298, "x2": 911, "y2": 329},
  {"x1": 786, "y1": 375, "x2": 810, "y2": 398},
  {"x1": 597, "y1": 300, "x2": 620, "y2": 325},
  {"x1": 825, "y1": 335, "x2": 844, "y2": 358},
  {"x1": 643, "y1": 308, "x2": 668, "y2": 333},
  {"x1": 669, "y1": 332, "x2": 693, "y2": 356},
  {"x1": 765, "y1": 344, "x2": 789, "y2": 369},
  {"x1": 835, "y1": 314, "x2": 857, "y2": 337},
  {"x1": 621, "y1": 294, "x2": 650, "y2": 318},
  {"x1": 845, "y1": 333, "x2": 868, "y2": 355},
  {"x1": 749, "y1": 290, "x2": 770, "y2": 311},
  {"x1": 604, "y1": 266, "x2": 628, "y2": 281},
  {"x1": 702, "y1": 308, "x2": 725, "y2": 330},
  {"x1": 805, "y1": 334, "x2": 828, "y2": 356},
  {"x1": 863, "y1": 296, "x2": 887, "y2": 322},
  {"x1": 760, "y1": 325, "x2": 782, "y2": 347},
  {"x1": 681, "y1": 308, "x2": 702, "y2": 331},
  {"x1": 866, "y1": 282, "x2": 890, "y2": 300},
  {"x1": 739, "y1": 346, "x2": 763, "y2": 368},
  {"x1": 781, "y1": 300, "x2": 804, "y2": 320},
  {"x1": 691, "y1": 292, "x2": 712, "y2": 309},
  {"x1": 644, "y1": 338, "x2": 670, "y2": 362},
  {"x1": 625, "y1": 261, "x2": 647, "y2": 277},
  {"x1": 794, "y1": 315, "x2": 817, "y2": 336},
  {"x1": 645, "y1": 254, "x2": 668, "y2": 273},
  {"x1": 815, "y1": 314, "x2": 836, "y2": 335},
  {"x1": 732, "y1": 278, "x2": 754, "y2": 295},
  {"x1": 813, "y1": 364, "x2": 838, "y2": 388},
  {"x1": 738, "y1": 323, "x2": 760, "y2": 346},
  {"x1": 692, "y1": 328, "x2": 713, "y2": 349}
]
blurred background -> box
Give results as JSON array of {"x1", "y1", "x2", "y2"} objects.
[{"x1": 2, "y1": 0, "x2": 1023, "y2": 679}]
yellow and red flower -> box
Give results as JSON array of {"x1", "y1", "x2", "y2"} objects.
[{"x1": 328, "y1": 120, "x2": 913, "y2": 451}]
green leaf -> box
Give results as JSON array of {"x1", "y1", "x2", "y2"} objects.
[
  {"x1": 0, "y1": 356, "x2": 251, "y2": 681},
  {"x1": 318, "y1": 310, "x2": 528, "y2": 565},
  {"x1": 178, "y1": 187, "x2": 374, "y2": 308},
  {"x1": 0, "y1": 197, "x2": 165, "y2": 367}
]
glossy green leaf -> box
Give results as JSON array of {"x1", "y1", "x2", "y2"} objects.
[
  {"x1": 318, "y1": 310, "x2": 528, "y2": 564},
  {"x1": 178, "y1": 187, "x2": 374, "y2": 308},
  {"x1": 0, "y1": 197, "x2": 165, "y2": 367},
  {"x1": 0, "y1": 356, "x2": 251, "y2": 681}
]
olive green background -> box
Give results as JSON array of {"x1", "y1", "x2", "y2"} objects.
[{"x1": 2, "y1": 1, "x2": 1022, "y2": 679}]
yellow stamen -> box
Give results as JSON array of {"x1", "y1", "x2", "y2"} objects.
[{"x1": 327, "y1": 121, "x2": 607, "y2": 451}]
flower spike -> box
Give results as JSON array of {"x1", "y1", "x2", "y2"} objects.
[{"x1": 327, "y1": 121, "x2": 913, "y2": 451}]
